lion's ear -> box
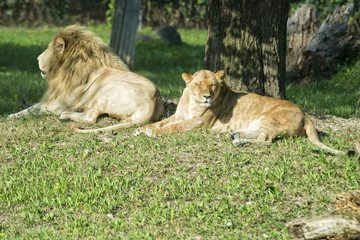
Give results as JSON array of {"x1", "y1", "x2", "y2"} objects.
[
  {"x1": 55, "y1": 37, "x2": 65, "y2": 53},
  {"x1": 182, "y1": 73, "x2": 192, "y2": 85},
  {"x1": 215, "y1": 70, "x2": 226, "y2": 80}
]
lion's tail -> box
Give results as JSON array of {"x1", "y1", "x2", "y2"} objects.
[
  {"x1": 71, "y1": 122, "x2": 136, "y2": 133},
  {"x1": 304, "y1": 117, "x2": 347, "y2": 155}
]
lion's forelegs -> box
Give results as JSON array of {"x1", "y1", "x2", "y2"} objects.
[
  {"x1": 60, "y1": 109, "x2": 99, "y2": 123},
  {"x1": 7, "y1": 103, "x2": 41, "y2": 119}
]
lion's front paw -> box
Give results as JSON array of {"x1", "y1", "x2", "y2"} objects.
[
  {"x1": 7, "y1": 113, "x2": 19, "y2": 119},
  {"x1": 59, "y1": 112, "x2": 71, "y2": 121},
  {"x1": 133, "y1": 128, "x2": 155, "y2": 137}
]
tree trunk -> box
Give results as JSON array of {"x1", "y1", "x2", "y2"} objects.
[
  {"x1": 204, "y1": 0, "x2": 288, "y2": 99},
  {"x1": 286, "y1": 2, "x2": 356, "y2": 83},
  {"x1": 286, "y1": 190, "x2": 360, "y2": 240},
  {"x1": 110, "y1": 0, "x2": 141, "y2": 70},
  {"x1": 306, "y1": 2, "x2": 354, "y2": 57},
  {"x1": 287, "y1": 213, "x2": 360, "y2": 240}
]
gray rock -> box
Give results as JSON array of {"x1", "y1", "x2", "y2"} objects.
[{"x1": 155, "y1": 25, "x2": 182, "y2": 45}]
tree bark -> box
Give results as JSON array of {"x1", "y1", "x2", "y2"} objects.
[
  {"x1": 286, "y1": 190, "x2": 360, "y2": 240},
  {"x1": 204, "y1": 0, "x2": 288, "y2": 99},
  {"x1": 286, "y1": 2, "x2": 356, "y2": 83},
  {"x1": 287, "y1": 213, "x2": 360, "y2": 240},
  {"x1": 110, "y1": 0, "x2": 141, "y2": 70},
  {"x1": 286, "y1": 5, "x2": 318, "y2": 82},
  {"x1": 306, "y1": 2, "x2": 354, "y2": 57}
]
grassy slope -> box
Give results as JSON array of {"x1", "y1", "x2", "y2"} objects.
[{"x1": 0, "y1": 25, "x2": 359, "y2": 239}]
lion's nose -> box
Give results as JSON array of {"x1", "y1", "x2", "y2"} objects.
[
  {"x1": 202, "y1": 94, "x2": 211, "y2": 99},
  {"x1": 37, "y1": 53, "x2": 43, "y2": 61}
]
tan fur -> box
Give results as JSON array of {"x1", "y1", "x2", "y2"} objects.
[
  {"x1": 8, "y1": 25, "x2": 163, "y2": 130},
  {"x1": 134, "y1": 70, "x2": 347, "y2": 155}
]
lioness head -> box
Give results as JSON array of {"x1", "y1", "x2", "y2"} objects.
[{"x1": 182, "y1": 70, "x2": 226, "y2": 107}]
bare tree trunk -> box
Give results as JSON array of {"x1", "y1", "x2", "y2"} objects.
[
  {"x1": 286, "y1": 2, "x2": 356, "y2": 83},
  {"x1": 110, "y1": 0, "x2": 141, "y2": 70},
  {"x1": 204, "y1": 0, "x2": 288, "y2": 99},
  {"x1": 286, "y1": 5, "x2": 318, "y2": 82},
  {"x1": 287, "y1": 190, "x2": 360, "y2": 240}
]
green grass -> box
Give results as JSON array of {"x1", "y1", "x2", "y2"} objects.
[
  {"x1": 287, "y1": 61, "x2": 360, "y2": 118},
  {"x1": 0, "y1": 25, "x2": 359, "y2": 239}
]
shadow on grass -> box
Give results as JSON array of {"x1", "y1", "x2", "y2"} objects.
[
  {"x1": 0, "y1": 42, "x2": 46, "y2": 73},
  {"x1": 0, "y1": 42, "x2": 47, "y2": 116}
]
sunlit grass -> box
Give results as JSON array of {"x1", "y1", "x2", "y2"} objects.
[
  {"x1": 287, "y1": 60, "x2": 360, "y2": 118},
  {"x1": 0, "y1": 25, "x2": 359, "y2": 239}
]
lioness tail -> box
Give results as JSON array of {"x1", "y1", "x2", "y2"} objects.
[{"x1": 304, "y1": 117, "x2": 346, "y2": 155}]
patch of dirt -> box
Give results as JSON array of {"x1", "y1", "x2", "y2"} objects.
[
  {"x1": 163, "y1": 98, "x2": 179, "y2": 118},
  {"x1": 307, "y1": 112, "x2": 360, "y2": 134}
]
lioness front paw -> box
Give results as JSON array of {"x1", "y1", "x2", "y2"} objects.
[
  {"x1": 226, "y1": 132, "x2": 241, "y2": 141},
  {"x1": 133, "y1": 128, "x2": 155, "y2": 137},
  {"x1": 133, "y1": 128, "x2": 142, "y2": 136},
  {"x1": 226, "y1": 132, "x2": 249, "y2": 147},
  {"x1": 232, "y1": 139, "x2": 249, "y2": 147}
]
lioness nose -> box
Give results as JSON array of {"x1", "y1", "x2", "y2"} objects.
[{"x1": 202, "y1": 94, "x2": 211, "y2": 99}]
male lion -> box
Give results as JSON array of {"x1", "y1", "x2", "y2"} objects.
[
  {"x1": 8, "y1": 25, "x2": 163, "y2": 129},
  {"x1": 134, "y1": 70, "x2": 350, "y2": 155}
]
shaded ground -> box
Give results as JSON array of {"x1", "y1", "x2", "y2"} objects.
[{"x1": 309, "y1": 112, "x2": 360, "y2": 134}]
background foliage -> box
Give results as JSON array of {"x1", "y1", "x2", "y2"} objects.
[
  {"x1": 0, "y1": 0, "x2": 357, "y2": 28},
  {"x1": 0, "y1": 0, "x2": 71, "y2": 26},
  {"x1": 290, "y1": 0, "x2": 359, "y2": 23}
]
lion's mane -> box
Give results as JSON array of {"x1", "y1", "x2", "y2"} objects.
[{"x1": 43, "y1": 25, "x2": 129, "y2": 104}]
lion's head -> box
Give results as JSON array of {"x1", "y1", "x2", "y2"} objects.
[
  {"x1": 38, "y1": 25, "x2": 129, "y2": 103},
  {"x1": 182, "y1": 70, "x2": 226, "y2": 107}
]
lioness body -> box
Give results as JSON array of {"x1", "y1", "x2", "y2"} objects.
[
  {"x1": 135, "y1": 70, "x2": 345, "y2": 155},
  {"x1": 8, "y1": 25, "x2": 163, "y2": 128}
]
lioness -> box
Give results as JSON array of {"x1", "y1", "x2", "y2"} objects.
[
  {"x1": 8, "y1": 25, "x2": 163, "y2": 129},
  {"x1": 134, "y1": 70, "x2": 348, "y2": 155}
]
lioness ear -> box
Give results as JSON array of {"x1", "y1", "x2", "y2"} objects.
[
  {"x1": 215, "y1": 70, "x2": 226, "y2": 80},
  {"x1": 55, "y1": 37, "x2": 65, "y2": 53},
  {"x1": 182, "y1": 73, "x2": 192, "y2": 85}
]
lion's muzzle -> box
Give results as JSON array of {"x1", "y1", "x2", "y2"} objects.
[
  {"x1": 40, "y1": 71, "x2": 46, "y2": 79},
  {"x1": 200, "y1": 94, "x2": 212, "y2": 107}
]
